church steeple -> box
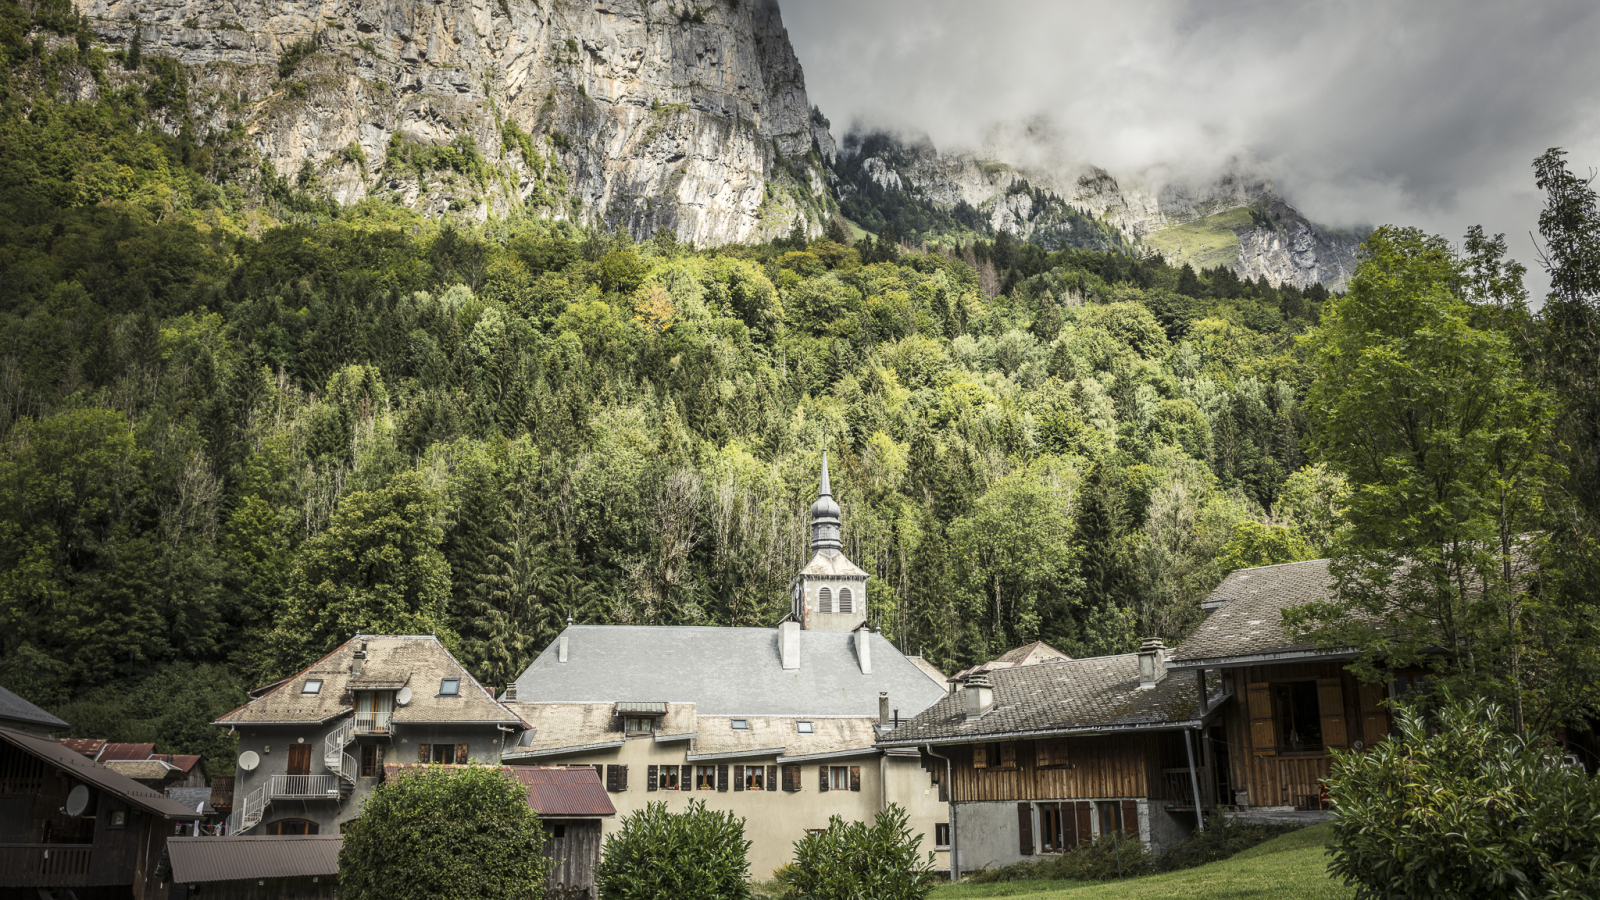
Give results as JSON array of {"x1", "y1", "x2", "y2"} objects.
[{"x1": 809, "y1": 452, "x2": 843, "y2": 553}]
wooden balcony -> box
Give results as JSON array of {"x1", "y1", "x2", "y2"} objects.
[
  {"x1": 0, "y1": 844, "x2": 95, "y2": 887},
  {"x1": 1156, "y1": 767, "x2": 1215, "y2": 811}
]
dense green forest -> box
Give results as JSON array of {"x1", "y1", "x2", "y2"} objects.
[{"x1": 5, "y1": 0, "x2": 1596, "y2": 775}]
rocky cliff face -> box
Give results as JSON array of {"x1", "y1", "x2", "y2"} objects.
[
  {"x1": 77, "y1": 0, "x2": 834, "y2": 245},
  {"x1": 834, "y1": 129, "x2": 1364, "y2": 289}
]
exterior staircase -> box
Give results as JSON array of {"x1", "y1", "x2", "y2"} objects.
[
  {"x1": 326, "y1": 718, "x2": 357, "y2": 800},
  {"x1": 226, "y1": 718, "x2": 357, "y2": 835}
]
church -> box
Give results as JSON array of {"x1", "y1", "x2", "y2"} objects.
[{"x1": 500, "y1": 455, "x2": 952, "y2": 878}]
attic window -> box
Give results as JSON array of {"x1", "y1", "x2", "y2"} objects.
[
  {"x1": 796, "y1": 721, "x2": 814, "y2": 734},
  {"x1": 302, "y1": 680, "x2": 323, "y2": 695},
  {"x1": 731, "y1": 719, "x2": 748, "y2": 730},
  {"x1": 440, "y1": 678, "x2": 460, "y2": 697}
]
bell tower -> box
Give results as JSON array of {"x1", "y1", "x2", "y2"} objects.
[{"x1": 789, "y1": 453, "x2": 868, "y2": 631}]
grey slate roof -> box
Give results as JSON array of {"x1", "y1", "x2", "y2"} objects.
[
  {"x1": 0, "y1": 684, "x2": 69, "y2": 731},
  {"x1": 510, "y1": 626, "x2": 947, "y2": 718},
  {"x1": 1167, "y1": 559, "x2": 1342, "y2": 669},
  {"x1": 167, "y1": 786, "x2": 216, "y2": 816},
  {"x1": 880, "y1": 655, "x2": 1224, "y2": 746}
]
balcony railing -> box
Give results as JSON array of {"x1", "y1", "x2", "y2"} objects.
[
  {"x1": 355, "y1": 712, "x2": 392, "y2": 734},
  {"x1": 0, "y1": 845, "x2": 94, "y2": 887},
  {"x1": 268, "y1": 774, "x2": 342, "y2": 799},
  {"x1": 1158, "y1": 767, "x2": 1215, "y2": 810}
]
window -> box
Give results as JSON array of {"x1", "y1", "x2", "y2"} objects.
[
  {"x1": 108, "y1": 809, "x2": 127, "y2": 828},
  {"x1": 744, "y1": 766, "x2": 765, "y2": 791},
  {"x1": 972, "y1": 744, "x2": 988, "y2": 768},
  {"x1": 605, "y1": 765, "x2": 629, "y2": 792},
  {"x1": 996, "y1": 742, "x2": 1018, "y2": 769},
  {"x1": 696, "y1": 766, "x2": 717, "y2": 790},
  {"x1": 781, "y1": 764, "x2": 802, "y2": 792},
  {"x1": 731, "y1": 719, "x2": 748, "y2": 730},
  {"x1": 624, "y1": 716, "x2": 655, "y2": 734},
  {"x1": 660, "y1": 766, "x2": 681, "y2": 791},
  {"x1": 796, "y1": 721, "x2": 814, "y2": 734},
  {"x1": 935, "y1": 823, "x2": 951, "y2": 849},
  {"x1": 302, "y1": 679, "x2": 323, "y2": 695},
  {"x1": 359, "y1": 744, "x2": 382, "y2": 778},
  {"x1": 266, "y1": 819, "x2": 319, "y2": 835},
  {"x1": 818, "y1": 586, "x2": 832, "y2": 613},
  {"x1": 550, "y1": 823, "x2": 566, "y2": 838},
  {"x1": 828, "y1": 766, "x2": 851, "y2": 791},
  {"x1": 418, "y1": 744, "x2": 468, "y2": 764},
  {"x1": 838, "y1": 587, "x2": 853, "y2": 613},
  {"x1": 439, "y1": 677, "x2": 460, "y2": 696},
  {"x1": 1275, "y1": 681, "x2": 1324, "y2": 751},
  {"x1": 1039, "y1": 805, "x2": 1066, "y2": 853}
]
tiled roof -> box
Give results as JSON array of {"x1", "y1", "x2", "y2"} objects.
[
  {"x1": 799, "y1": 550, "x2": 869, "y2": 578},
  {"x1": 167, "y1": 786, "x2": 216, "y2": 815},
  {"x1": 0, "y1": 684, "x2": 69, "y2": 731},
  {"x1": 215, "y1": 635, "x2": 520, "y2": 727},
  {"x1": 1167, "y1": 559, "x2": 1337, "y2": 668},
  {"x1": 0, "y1": 726, "x2": 198, "y2": 819},
  {"x1": 880, "y1": 655, "x2": 1224, "y2": 745},
  {"x1": 502, "y1": 703, "x2": 669, "y2": 756},
  {"x1": 210, "y1": 775, "x2": 235, "y2": 812},
  {"x1": 907, "y1": 656, "x2": 949, "y2": 687},
  {"x1": 501, "y1": 702, "x2": 881, "y2": 761},
  {"x1": 99, "y1": 742, "x2": 157, "y2": 761},
  {"x1": 166, "y1": 835, "x2": 341, "y2": 883},
  {"x1": 511, "y1": 626, "x2": 947, "y2": 718},
  {"x1": 104, "y1": 759, "x2": 180, "y2": 781},
  {"x1": 691, "y1": 716, "x2": 878, "y2": 760},
  {"x1": 58, "y1": 737, "x2": 107, "y2": 758},
  {"x1": 952, "y1": 641, "x2": 1072, "y2": 681}
]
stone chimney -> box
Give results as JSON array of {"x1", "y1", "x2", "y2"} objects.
[
  {"x1": 351, "y1": 647, "x2": 366, "y2": 676},
  {"x1": 964, "y1": 672, "x2": 994, "y2": 719},
  {"x1": 878, "y1": 692, "x2": 890, "y2": 728},
  {"x1": 779, "y1": 621, "x2": 801, "y2": 670},
  {"x1": 504, "y1": 683, "x2": 517, "y2": 702},
  {"x1": 855, "y1": 627, "x2": 872, "y2": 674},
  {"x1": 1138, "y1": 638, "x2": 1168, "y2": 689},
  {"x1": 558, "y1": 634, "x2": 569, "y2": 664}
]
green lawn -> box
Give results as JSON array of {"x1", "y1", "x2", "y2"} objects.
[{"x1": 932, "y1": 825, "x2": 1353, "y2": 900}]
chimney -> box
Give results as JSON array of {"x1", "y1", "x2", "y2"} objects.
[
  {"x1": 878, "y1": 692, "x2": 890, "y2": 728},
  {"x1": 1138, "y1": 638, "x2": 1168, "y2": 689},
  {"x1": 855, "y1": 627, "x2": 872, "y2": 674},
  {"x1": 504, "y1": 683, "x2": 517, "y2": 702},
  {"x1": 964, "y1": 672, "x2": 994, "y2": 719},
  {"x1": 558, "y1": 634, "x2": 569, "y2": 664},
  {"x1": 351, "y1": 649, "x2": 366, "y2": 676},
  {"x1": 779, "y1": 621, "x2": 801, "y2": 670}
]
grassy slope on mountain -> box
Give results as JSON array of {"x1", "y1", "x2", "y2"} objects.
[{"x1": 1142, "y1": 207, "x2": 1256, "y2": 272}]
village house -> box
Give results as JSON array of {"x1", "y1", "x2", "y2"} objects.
[
  {"x1": 879, "y1": 640, "x2": 1225, "y2": 875},
  {"x1": 211, "y1": 634, "x2": 524, "y2": 836},
  {"x1": 500, "y1": 457, "x2": 952, "y2": 878},
  {"x1": 0, "y1": 689, "x2": 201, "y2": 900},
  {"x1": 1165, "y1": 558, "x2": 1394, "y2": 811}
]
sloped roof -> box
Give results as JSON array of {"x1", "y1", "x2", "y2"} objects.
[
  {"x1": 1168, "y1": 559, "x2": 1341, "y2": 668},
  {"x1": 153, "y1": 753, "x2": 202, "y2": 773},
  {"x1": 799, "y1": 550, "x2": 869, "y2": 579},
  {"x1": 0, "y1": 684, "x2": 69, "y2": 731},
  {"x1": 216, "y1": 635, "x2": 520, "y2": 727},
  {"x1": 99, "y1": 742, "x2": 157, "y2": 761},
  {"x1": 210, "y1": 775, "x2": 235, "y2": 812},
  {"x1": 691, "y1": 716, "x2": 879, "y2": 761},
  {"x1": 104, "y1": 759, "x2": 181, "y2": 781},
  {"x1": 166, "y1": 786, "x2": 215, "y2": 816},
  {"x1": 58, "y1": 737, "x2": 107, "y2": 758},
  {"x1": 166, "y1": 835, "x2": 341, "y2": 883},
  {"x1": 952, "y1": 641, "x2": 1073, "y2": 681},
  {"x1": 880, "y1": 655, "x2": 1225, "y2": 745},
  {"x1": 501, "y1": 703, "x2": 689, "y2": 757},
  {"x1": 501, "y1": 702, "x2": 880, "y2": 762},
  {"x1": 511, "y1": 626, "x2": 947, "y2": 719},
  {"x1": 0, "y1": 726, "x2": 199, "y2": 819},
  {"x1": 907, "y1": 656, "x2": 949, "y2": 687},
  {"x1": 508, "y1": 766, "x2": 617, "y2": 817}
]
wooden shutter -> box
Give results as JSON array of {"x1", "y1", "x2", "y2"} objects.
[
  {"x1": 717, "y1": 764, "x2": 729, "y2": 791},
  {"x1": 1062, "y1": 801, "x2": 1080, "y2": 849},
  {"x1": 617, "y1": 765, "x2": 628, "y2": 791},
  {"x1": 606, "y1": 765, "x2": 618, "y2": 791},
  {"x1": 973, "y1": 744, "x2": 988, "y2": 769},
  {"x1": 455, "y1": 744, "x2": 469, "y2": 764},
  {"x1": 766, "y1": 765, "x2": 778, "y2": 791},
  {"x1": 734, "y1": 765, "x2": 745, "y2": 791},
  {"x1": 1121, "y1": 800, "x2": 1139, "y2": 838},
  {"x1": 646, "y1": 765, "x2": 658, "y2": 791},
  {"x1": 418, "y1": 743, "x2": 429, "y2": 764},
  {"x1": 1247, "y1": 683, "x2": 1277, "y2": 757},
  {"x1": 1317, "y1": 678, "x2": 1348, "y2": 750},
  {"x1": 849, "y1": 766, "x2": 861, "y2": 792},
  {"x1": 681, "y1": 766, "x2": 692, "y2": 791},
  {"x1": 998, "y1": 743, "x2": 1016, "y2": 769},
  {"x1": 1074, "y1": 802, "x2": 1093, "y2": 848},
  {"x1": 818, "y1": 766, "x2": 829, "y2": 792},
  {"x1": 1358, "y1": 682, "x2": 1390, "y2": 746},
  {"x1": 1017, "y1": 802, "x2": 1034, "y2": 856}
]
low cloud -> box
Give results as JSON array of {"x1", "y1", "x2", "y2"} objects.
[{"x1": 782, "y1": 0, "x2": 1600, "y2": 291}]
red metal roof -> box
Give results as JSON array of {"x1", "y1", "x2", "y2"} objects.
[
  {"x1": 381, "y1": 765, "x2": 616, "y2": 818},
  {"x1": 98, "y1": 742, "x2": 157, "y2": 761},
  {"x1": 57, "y1": 737, "x2": 107, "y2": 758},
  {"x1": 153, "y1": 753, "x2": 202, "y2": 772}
]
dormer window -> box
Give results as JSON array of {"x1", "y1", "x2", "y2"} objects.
[
  {"x1": 624, "y1": 717, "x2": 655, "y2": 734},
  {"x1": 731, "y1": 719, "x2": 748, "y2": 730},
  {"x1": 302, "y1": 680, "x2": 323, "y2": 695},
  {"x1": 439, "y1": 678, "x2": 460, "y2": 697}
]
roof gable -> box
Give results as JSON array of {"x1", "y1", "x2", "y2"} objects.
[
  {"x1": 0, "y1": 726, "x2": 198, "y2": 819},
  {"x1": 1168, "y1": 559, "x2": 1336, "y2": 668},
  {"x1": 0, "y1": 684, "x2": 69, "y2": 731}
]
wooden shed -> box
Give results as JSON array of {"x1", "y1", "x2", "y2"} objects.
[
  {"x1": 165, "y1": 835, "x2": 340, "y2": 900},
  {"x1": 509, "y1": 766, "x2": 616, "y2": 898}
]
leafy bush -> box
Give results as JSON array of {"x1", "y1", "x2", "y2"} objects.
[
  {"x1": 1328, "y1": 698, "x2": 1600, "y2": 899},
  {"x1": 340, "y1": 765, "x2": 550, "y2": 900},
  {"x1": 596, "y1": 800, "x2": 751, "y2": 900},
  {"x1": 963, "y1": 833, "x2": 1152, "y2": 885},
  {"x1": 1154, "y1": 817, "x2": 1293, "y2": 872},
  {"x1": 786, "y1": 804, "x2": 937, "y2": 900}
]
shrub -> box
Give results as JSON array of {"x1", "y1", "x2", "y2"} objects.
[
  {"x1": 787, "y1": 804, "x2": 937, "y2": 900},
  {"x1": 963, "y1": 834, "x2": 1152, "y2": 885},
  {"x1": 1327, "y1": 698, "x2": 1600, "y2": 899},
  {"x1": 1154, "y1": 817, "x2": 1293, "y2": 872},
  {"x1": 339, "y1": 765, "x2": 549, "y2": 900},
  {"x1": 596, "y1": 800, "x2": 751, "y2": 900}
]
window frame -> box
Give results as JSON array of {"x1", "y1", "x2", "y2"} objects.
[
  {"x1": 745, "y1": 766, "x2": 765, "y2": 791},
  {"x1": 302, "y1": 679, "x2": 323, "y2": 695},
  {"x1": 359, "y1": 743, "x2": 381, "y2": 778},
  {"x1": 265, "y1": 818, "x2": 320, "y2": 836},
  {"x1": 1273, "y1": 680, "x2": 1325, "y2": 753},
  {"x1": 730, "y1": 719, "x2": 748, "y2": 730},
  {"x1": 623, "y1": 716, "x2": 656, "y2": 734},
  {"x1": 660, "y1": 766, "x2": 681, "y2": 791},
  {"x1": 439, "y1": 677, "x2": 461, "y2": 697},
  {"x1": 796, "y1": 721, "x2": 814, "y2": 734},
  {"x1": 695, "y1": 765, "x2": 717, "y2": 790},
  {"x1": 828, "y1": 765, "x2": 851, "y2": 791},
  {"x1": 935, "y1": 823, "x2": 951, "y2": 849}
]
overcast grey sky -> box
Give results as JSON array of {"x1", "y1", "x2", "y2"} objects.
[{"x1": 781, "y1": 0, "x2": 1600, "y2": 293}]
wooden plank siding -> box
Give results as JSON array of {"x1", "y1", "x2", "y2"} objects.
[
  {"x1": 1216, "y1": 661, "x2": 1390, "y2": 809},
  {"x1": 947, "y1": 734, "x2": 1164, "y2": 803}
]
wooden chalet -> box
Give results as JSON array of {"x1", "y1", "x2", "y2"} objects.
[
  {"x1": 1165, "y1": 559, "x2": 1393, "y2": 811},
  {"x1": 879, "y1": 641, "x2": 1226, "y2": 875}
]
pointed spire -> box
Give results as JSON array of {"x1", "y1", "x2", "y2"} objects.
[
  {"x1": 820, "y1": 451, "x2": 832, "y2": 498},
  {"x1": 809, "y1": 450, "x2": 842, "y2": 553}
]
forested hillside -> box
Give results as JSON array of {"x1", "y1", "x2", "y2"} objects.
[{"x1": 0, "y1": 0, "x2": 1339, "y2": 771}]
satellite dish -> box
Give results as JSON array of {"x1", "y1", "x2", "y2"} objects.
[
  {"x1": 395, "y1": 687, "x2": 413, "y2": 707},
  {"x1": 238, "y1": 751, "x2": 260, "y2": 772},
  {"x1": 65, "y1": 785, "x2": 90, "y2": 817}
]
